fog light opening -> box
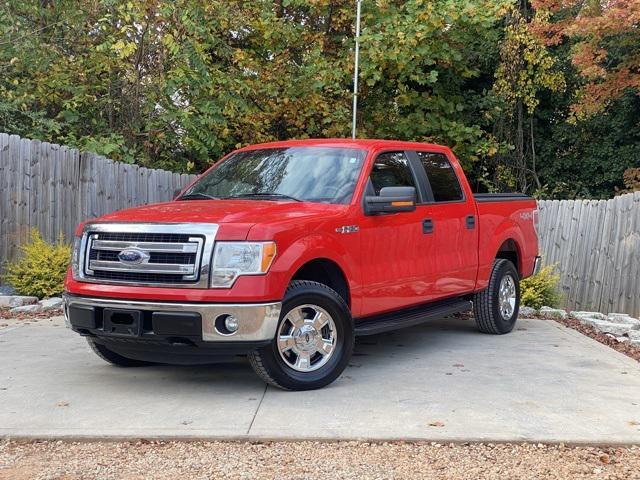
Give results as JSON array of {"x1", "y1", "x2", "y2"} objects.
[{"x1": 215, "y1": 314, "x2": 239, "y2": 336}]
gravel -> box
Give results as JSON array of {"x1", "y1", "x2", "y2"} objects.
[{"x1": 1, "y1": 440, "x2": 639, "y2": 480}]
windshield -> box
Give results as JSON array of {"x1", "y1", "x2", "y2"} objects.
[{"x1": 180, "y1": 147, "x2": 367, "y2": 204}]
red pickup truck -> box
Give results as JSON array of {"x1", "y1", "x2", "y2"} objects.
[{"x1": 64, "y1": 139, "x2": 540, "y2": 390}]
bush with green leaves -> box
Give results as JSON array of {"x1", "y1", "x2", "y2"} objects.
[
  {"x1": 520, "y1": 264, "x2": 561, "y2": 309},
  {"x1": 5, "y1": 230, "x2": 71, "y2": 299}
]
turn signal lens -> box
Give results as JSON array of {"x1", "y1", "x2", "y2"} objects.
[
  {"x1": 261, "y1": 242, "x2": 277, "y2": 272},
  {"x1": 391, "y1": 201, "x2": 413, "y2": 207}
]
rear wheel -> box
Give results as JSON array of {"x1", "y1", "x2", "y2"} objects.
[
  {"x1": 86, "y1": 338, "x2": 153, "y2": 367},
  {"x1": 473, "y1": 259, "x2": 520, "y2": 334},
  {"x1": 249, "y1": 280, "x2": 354, "y2": 391}
]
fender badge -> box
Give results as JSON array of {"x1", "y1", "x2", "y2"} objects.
[{"x1": 336, "y1": 225, "x2": 359, "y2": 234}]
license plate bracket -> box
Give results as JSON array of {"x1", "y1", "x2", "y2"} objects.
[{"x1": 102, "y1": 309, "x2": 142, "y2": 337}]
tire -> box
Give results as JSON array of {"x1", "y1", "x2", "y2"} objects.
[
  {"x1": 248, "y1": 280, "x2": 354, "y2": 391},
  {"x1": 473, "y1": 259, "x2": 520, "y2": 334},
  {"x1": 86, "y1": 338, "x2": 153, "y2": 367}
]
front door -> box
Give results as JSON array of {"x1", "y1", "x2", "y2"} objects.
[{"x1": 358, "y1": 151, "x2": 437, "y2": 317}]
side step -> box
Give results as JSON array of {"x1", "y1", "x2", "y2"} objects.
[{"x1": 354, "y1": 298, "x2": 473, "y2": 336}]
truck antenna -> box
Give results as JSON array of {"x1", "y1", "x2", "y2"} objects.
[{"x1": 352, "y1": 0, "x2": 363, "y2": 140}]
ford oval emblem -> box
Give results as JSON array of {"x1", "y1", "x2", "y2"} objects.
[{"x1": 117, "y1": 248, "x2": 149, "y2": 265}]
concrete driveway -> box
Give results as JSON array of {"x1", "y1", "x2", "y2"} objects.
[{"x1": 1, "y1": 315, "x2": 639, "y2": 443}]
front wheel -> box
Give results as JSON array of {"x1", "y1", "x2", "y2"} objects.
[
  {"x1": 248, "y1": 280, "x2": 354, "y2": 391},
  {"x1": 473, "y1": 259, "x2": 520, "y2": 334}
]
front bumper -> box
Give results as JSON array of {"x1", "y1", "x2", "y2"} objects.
[{"x1": 63, "y1": 293, "x2": 281, "y2": 344}]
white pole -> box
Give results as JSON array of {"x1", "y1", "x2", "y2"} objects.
[{"x1": 352, "y1": 0, "x2": 362, "y2": 140}]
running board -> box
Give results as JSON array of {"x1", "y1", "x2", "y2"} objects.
[{"x1": 354, "y1": 298, "x2": 473, "y2": 336}]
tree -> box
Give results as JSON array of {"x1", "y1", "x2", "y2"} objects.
[
  {"x1": 357, "y1": 0, "x2": 512, "y2": 168},
  {"x1": 0, "y1": 0, "x2": 513, "y2": 173},
  {"x1": 487, "y1": 3, "x2": 565, "y2": 193},
  {"x1": 531, "y1": 0, "x2": 640, "y2": 118}
]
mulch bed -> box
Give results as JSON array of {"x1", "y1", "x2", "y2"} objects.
[{"x1": 0, "y1": 307, "x2": 63, "y2": 321}]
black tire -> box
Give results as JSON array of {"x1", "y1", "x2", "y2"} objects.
[
  {"x1": 473, "y1": 259, "x2": 520, "y2": 334},
  {"x1": 86, "y1": 338, "x2": 153, "y2": 367},
  {"x1": 248, "y1": 280, "x2": 354, "y2": 391}
]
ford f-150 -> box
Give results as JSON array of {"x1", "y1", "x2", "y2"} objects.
[{"x1": 64, "y1": 139, "x2": 540, "y2": 390}]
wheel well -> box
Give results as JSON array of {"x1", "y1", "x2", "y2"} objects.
[
  {"x1": 291, "y1": 259, "x2": 350, "y2": 307},
  {"x1": 496, "y1": 239, "x2": 520, "y2": 275}
]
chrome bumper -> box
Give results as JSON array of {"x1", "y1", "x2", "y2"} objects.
[
  {"x1": 63, "y1": 294, "x2": 281, "y2": 342},
  {"x1": 532, "y1": 256, "x2": 542, "y2": 276}
]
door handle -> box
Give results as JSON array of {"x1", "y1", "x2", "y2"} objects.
[
  {"x1": 466, "y1": 215, "x2": 476, "y2": 229},
  {"x1": 422, "y1": 218, "x2": 434, "y2": 234}
]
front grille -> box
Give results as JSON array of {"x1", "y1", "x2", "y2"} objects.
[
  {"x1": 82, "y1": 228, "x2": 208, "y2": 286},
  {"x1": 96, "y1": 232, "x2": 192, "y2": 243},
  {"x1": 89, "y1": 250, "x2": 196, "y2": 265}
]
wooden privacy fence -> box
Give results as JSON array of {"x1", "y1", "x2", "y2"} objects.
[
  {"x1": 538, "y1": 192, "x2": 640, "y2": 318},
  {"x1": 0, "y1": 133, "x2": 196, "y2": 273}
]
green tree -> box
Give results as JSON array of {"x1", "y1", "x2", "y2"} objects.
[
  {"x1": 0, "y1": 0, "x2": 513, "y2": 173},
  {"x1": 358, "y1": 0, "x2": 512, "y2": 168}
]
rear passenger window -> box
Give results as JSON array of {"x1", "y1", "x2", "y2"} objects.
[
  {"x1": 369, "y1": 152, "x2": 416, "y2": 195},
  {"x1": 416, "y1": 152, "x2": 463, "y2": 202}
]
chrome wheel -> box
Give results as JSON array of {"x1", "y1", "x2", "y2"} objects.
[
  {"x1": 498, "y1": 274, "x2": 517, "y2": 320},
  {"x1": 277, "y1": 304, "x2": 337, "y2": 372}
]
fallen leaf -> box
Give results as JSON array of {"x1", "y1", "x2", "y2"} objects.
[
  {"x1": 629, "y1": 421, "x2": 639, "y2": 426},
  {"x1": 599, "y1": 454, "x2": 610, "y2": 464},
  {"x1": 429, "y1": 421, "x2": 445, "y2": 428},
  {"x1": 56, "y1": 401, "x2": 69, "y2": 407}
]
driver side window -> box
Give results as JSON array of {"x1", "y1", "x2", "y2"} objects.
[{"x1": 369, "y1": 152, "x2": 416, "y2": 195}]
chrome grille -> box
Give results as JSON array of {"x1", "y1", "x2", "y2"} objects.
[{"x1": 77, "y1": 223, "x2": 219, "y2": 288}]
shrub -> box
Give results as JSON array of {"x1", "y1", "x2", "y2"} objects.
[
  {"x1": 520, "y1": 264, "x2": 561, "y2": 309},
  {"x1": 5, "y1": 230, "x2": 71, "y2": 299}
]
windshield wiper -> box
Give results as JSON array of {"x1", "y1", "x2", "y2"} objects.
[
  {"x1": 178, "y1": 192, "x2": 219, "y2": 201},
  {"x1": 226, "y1": 192, "x2": 302, "y2": 202}
]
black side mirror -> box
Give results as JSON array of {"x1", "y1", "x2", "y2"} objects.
[{"x1": 365, "y1": 186, "x2": 417, "y2": 215}]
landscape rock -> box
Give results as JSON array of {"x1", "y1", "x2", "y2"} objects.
[
  {"x1": 10, "y1": 304, "x2": 43, "y2": 314},
  {"x1": 627, "y1": 331, "x2": 640, "y2": 347},
  {"x1": 539, "y1": 306, "x2": 567, "y2": 319},
  {"x1": 0, "y1": 295, "x2": 39, "y2": 308},
  {"x1": 570, "y1": 311, "x2": 608, "y2": 321},
  {"x1": 607, "y1": 313, "x2": 640, "y2": 326},
  {"x1": 39, "y1": 297, "x2": 63, "y2": 311},
  {"x1": 519, "y1": 306, "x2": 537, "y2": 317},
  {"x1": 581, "y1": 319, "x2": 636, "y2": 337}
]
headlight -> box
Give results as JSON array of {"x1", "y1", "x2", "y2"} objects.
[
  {"x1": 210, "y1": 241, "x2": 276, "y2": 288},
  {"x1": 71, "y1": 236, "x2": 82, "y2": 279}
]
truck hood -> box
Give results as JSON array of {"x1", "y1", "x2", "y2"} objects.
[{"x1": 88, "y1": 199, "x2": 346, "y2": 238}]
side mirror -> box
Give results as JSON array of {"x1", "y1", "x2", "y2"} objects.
[{"x1": 365, "y1": 186, "x2": 417, "y2": 215}]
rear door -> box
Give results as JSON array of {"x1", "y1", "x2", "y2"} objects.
[{"x1": 409, "y1": 150, "x2": 479, "y2": 297}]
